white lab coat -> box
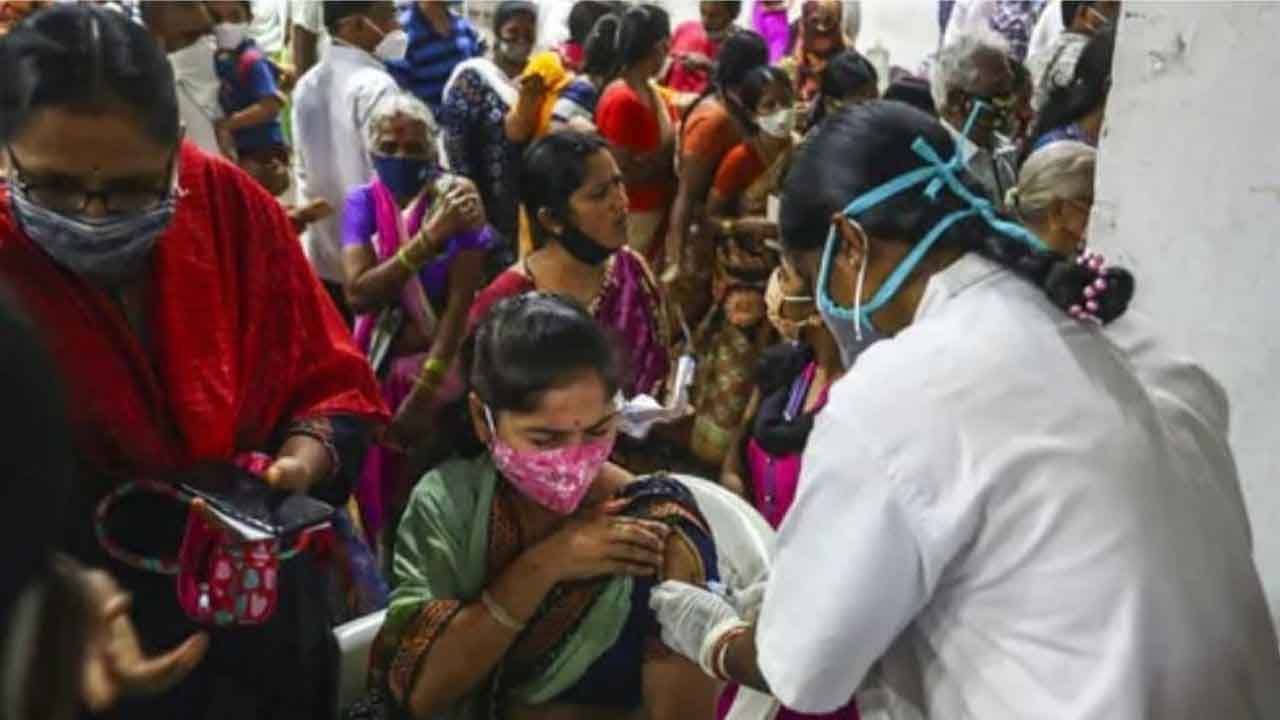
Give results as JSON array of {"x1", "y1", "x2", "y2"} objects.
[
  {"x1": 291, "y1": 44, "x2": 399, "y2": 284},
  {"x1": 756, "y1": 254, "x2": 1280, "y2": 718}
]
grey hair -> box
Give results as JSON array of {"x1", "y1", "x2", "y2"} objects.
[
  {"x1": 929, "y1": 30, "x2": 1011, "y2": 112},
  {"x1": 365, "y1": 90, "x2": 438, "y2": 149},
  {"x1": 1006, "y1": 140, "x2": 1096, "y2": 223}
]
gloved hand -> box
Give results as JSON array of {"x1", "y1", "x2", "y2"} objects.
[
  {"x1": 728, "y1": 579, "x2": 768, "y2": 623},
  {"x1": 649, "y1": 580, "x2": 747, "y2": 675}
]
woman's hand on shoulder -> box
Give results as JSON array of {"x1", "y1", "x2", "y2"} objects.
[{"x1": 525, "y1": 506, "x2": 670, "y2": 584}]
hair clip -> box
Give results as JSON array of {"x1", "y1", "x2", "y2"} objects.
[{"x1": 1068, "y1": 250, "x2": 1110, "y2": 323}]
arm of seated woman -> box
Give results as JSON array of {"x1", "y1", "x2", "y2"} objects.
[{"x1": 642, "y1": 532, "x2": 723, "y2": 720}]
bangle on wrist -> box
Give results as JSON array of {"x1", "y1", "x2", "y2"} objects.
[
  {"x1": 481, "y1": 590, "x2": 527, "y2": 632},
  {"x1": 720, "y1": 219, "x2": 735, "y2": 236},
  {"x1": 712, "y1": 624, "x2": 749, "y2": 682},
  {"x1": 395, "y1": 246, "x2": 421, "y2": 273},
  {"x1": 699, "y1": 618, "x2": 750, "y2": 681},
  {"x1": 420, "y1": 356, "x2": 448, "y2": 381}
]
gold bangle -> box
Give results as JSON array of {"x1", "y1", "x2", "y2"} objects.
[
  {"x1": 395, "y1": 246, "x2": 420, "y2": 273},
  {"x1": 420, "y1": 356, "x2": 448, "y2": 380},
  {"x1": 481, "y1": 590, "x2": 526, "y2": 632},
  {"x1": 720, "y1": 219, "x2": 735, "y2": 236}
]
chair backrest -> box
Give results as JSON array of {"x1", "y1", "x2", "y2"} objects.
[
  {"x1": 333, "y1": 608, "x2": 387, "y2": 714},
  {"x1": 671, "y1": 474, "x2": 775, "y2": 591}
]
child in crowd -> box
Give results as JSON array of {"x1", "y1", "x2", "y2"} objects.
[
  {"x1": 207, "y1": 0, "x2": 289, "y2": 195},
  {"x1": 207, "y1": 0, "x2": 329, "y2": 232}
]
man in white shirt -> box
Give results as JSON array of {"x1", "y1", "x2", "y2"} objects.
[
  {"x1": 292, "y1": 0, "x2": 402, "y2": 317},
  {"x1": 930, "y1": 32, "x2": 1018, "y2": 207},
  {"x1": 140, "y1": 1, "x2": 227, "y2": 158}
]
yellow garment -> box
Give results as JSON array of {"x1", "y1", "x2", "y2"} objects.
[{"x1": 523, "y1": 50, "x2": 574, "y2": 138}]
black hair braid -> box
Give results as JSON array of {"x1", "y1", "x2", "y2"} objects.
[
  {"x1": 927, "y1": 186, "x2": 1134, "y2": 325},
  {"x1": 960, "y1": 223, "x2": 1133, "y2": 324}
]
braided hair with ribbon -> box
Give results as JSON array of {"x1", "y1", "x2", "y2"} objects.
[{"x1": 780, "y1": 100, "x2": 1133, "y2": 326}]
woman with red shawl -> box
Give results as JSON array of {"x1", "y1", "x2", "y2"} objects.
[{"x1": 0, "y1": 6, "x2": 386, "y2": 718}]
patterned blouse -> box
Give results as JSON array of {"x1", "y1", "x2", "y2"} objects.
[{"x1": 439, "y1": 65, "x2": 523, "y2": 255}]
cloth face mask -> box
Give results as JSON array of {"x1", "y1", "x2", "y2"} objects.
[
  {"x1": 10, "y1": 175, "x2": 179, "y2": 286},
  {"x1": 485, "y1": 406, "x2": 616, "y2": 514}
]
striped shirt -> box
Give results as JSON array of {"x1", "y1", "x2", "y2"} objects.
[{"x1": 385, "y1": 6, "x2": 486, "y2": 113}]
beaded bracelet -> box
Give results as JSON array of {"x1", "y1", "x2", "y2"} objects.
[{"x1": 395, "y1": 246, "x2": 419, "y2": 273}]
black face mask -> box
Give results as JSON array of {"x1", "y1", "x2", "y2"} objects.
[{"x1": 555, "y1": 222, "x2": 614, "y2": 266}]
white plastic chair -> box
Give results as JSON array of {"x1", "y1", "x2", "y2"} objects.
[
  {"x1": 333, "y1": 608, "x2": 386, "y2": 714},
  {"x1": 670, "y1": 474, "x2": 775, "y2": 592},
  {"x1": 672, "y1": 475, "x2": 781, "y2": 720}
]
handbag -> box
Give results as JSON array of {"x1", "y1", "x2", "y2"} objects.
[{"x1": 94, "y1": 453, "x2": 335, "y2": 627}]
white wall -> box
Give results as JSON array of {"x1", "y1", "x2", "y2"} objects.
[{"x1": 1094, "y1": 2, "x2": 1280, "y2": 617}]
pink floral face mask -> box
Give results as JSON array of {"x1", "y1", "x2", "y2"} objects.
[{"x1": 485, "y1": 406, "x2": 616, "y2": 514}]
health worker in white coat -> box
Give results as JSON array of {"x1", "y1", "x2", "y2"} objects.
[{"x1": 649, "y1": 100, "x2": 1280, "y2": 719}]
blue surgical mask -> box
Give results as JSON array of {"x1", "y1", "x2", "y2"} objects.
[
  {"x1": 373, "y1": 154, "x2": 439, "y2": 199},
  {"x1": 816, "y1": 133, "x2": 1046, "y2": 369},
  {"x1": 816, "y1": 232, "x2": 885, "y2": 368},
  {"x1": 10, "y1": 183, "x2": 177, "y2": 285}
]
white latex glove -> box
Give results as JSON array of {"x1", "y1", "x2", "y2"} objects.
[
  {"x1": 729, "y1": 579, "x2": 768, "y2": 623},
  {"x1": 650, "y1": 580, "x2": 746, "y2": 675}
]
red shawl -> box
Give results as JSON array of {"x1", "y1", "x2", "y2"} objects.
[{"x1": 0, "y1": 143, "x2": 388, "y2": 482}]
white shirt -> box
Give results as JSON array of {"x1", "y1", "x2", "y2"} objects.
[
  {"x1": 1026, "y1": 0, "x2": 1064, "y2": 60},
  {"x1": 1025, "y1": 29, "x2": 1089, "y2": 112},
  {"x1": 249, "y1": 0, "x2": 289, "y2": 55},
  {"x1": 941, "y1": 0, "x2": 998, "y2": 50},
  {"x1": 175, "y1": 81, "x2": 223, "y2": 158},
  {"x1": 757, "y1": 254, "x2": 1280, "y2": 718},
  {"x1": 942, "y1": 121, "x2": 1017, "y2": 208},
  {"x1": 291, "y1": 0, "x2": 332, "y2": 60},
  {"x1": 291, "y1": 43, "x2": 399, "y2": 283}
]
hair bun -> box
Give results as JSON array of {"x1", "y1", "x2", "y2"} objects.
[
  {"x1": 1041, "y1": 256, "x2": 1135, "y2": 325},
  {"x1": 1096, "y1": 267, "x2": 1134, "y2": 323},
  {"x1": 1004, "y1": 186, "x2": 1021, "y2": 214}
]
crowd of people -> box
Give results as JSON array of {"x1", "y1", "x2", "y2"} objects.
[{"x1": 3, "y1": 1, "x2": 1280, "y2": 720}]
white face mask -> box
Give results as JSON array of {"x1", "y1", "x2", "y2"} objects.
[
  {"x1": 376, "y1": 28, "x2": 409, "y2": 61},
  {"x1": 757, "y1": 107, "x2": 795, "y2": 139},
  {"x1": 213, "y1": 21, "x2": 248, "y2": 50},
  {"x1": 362, "y1": 15, "x2": 409, "y2": 62},
  {"x1": 168, "y1": 36, "x2": 221, "y2": 113}
]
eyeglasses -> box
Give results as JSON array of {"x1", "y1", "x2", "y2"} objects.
[{"x1": 6, "y1": 149, "x2": 176, "y2": 215}]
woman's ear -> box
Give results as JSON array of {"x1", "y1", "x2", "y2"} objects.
[
  {"x1": 1046, "y1": 196, "x2": 1068, "y2": 233},
  {"x1": 832, "y1": 213, "x2": 870, "y2": 268},
  {"x1": 535, "y1": 206, "x2": 564, "y2": 237},
  {"x1": 468, "y1": 393, "x2": 492, "y2": 445},
  {"x1": 824, "y1": 213, "x2": 871, "y2": 307}
]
